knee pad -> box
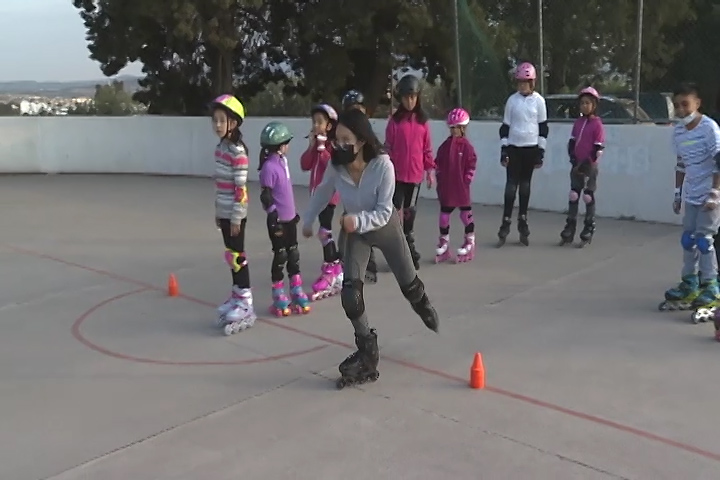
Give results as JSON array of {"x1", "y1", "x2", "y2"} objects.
[
  {"x1": 287, "y1": 244, "x2": 300, "y2": 265},
  {"x1": 697, "y1": 235, "x2": 715, "y2": 254},
  {"x1": 400, "y1": 275, "x2": 425, "y2": 305},
  {"x1": 439, "y1": 212, "x2": 450, "y2": 229},
  {"x1": 272, "y1": 247, "x2": 288, "y2": 266},
  {"x1": 583, "y1": 189, "x2": 595, "y2": 205},
  {"x1": 224, "y1": 249, "x2": 247, "y2": 273},
  {"x1": 340, "y1": 279, "x2": 365, "y2": 320},
  {"x1": 569, "y1": 190, "x2": 580, "y2": 203},
  {"x1": 681, "y1": 231, "x2": 696, "y2": 251},
  {"x1": 460, "y1": 209, "x2": 473, "y2": 227},
  {"x1": 317, "y1": 227, "x2": 332, "y2": 246}
]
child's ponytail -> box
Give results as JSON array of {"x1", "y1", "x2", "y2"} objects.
[
  {"x1": 258, "y1": 146, "x2": 273, "y2": 171},
  {"x1": 229, "y1": 126, "x2": 249, "y2": 157}
]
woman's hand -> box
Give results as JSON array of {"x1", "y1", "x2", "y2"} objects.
[
  {"x1": 230, "y1": 222, "x2": 242, "y2": 236},
  {"x1": 215, "y1": 218, "x2": 221, "y2": 228},
  {"x1": 302, "y1": 224, "x2": 314, "y2": 238},
  {"x1": 340, "y1": 214, "x2": 357, "y2": 233}
]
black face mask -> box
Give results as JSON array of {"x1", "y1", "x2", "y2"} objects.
[{"x1": 331, "y1": 143, "x2": 356, "y2": 166}]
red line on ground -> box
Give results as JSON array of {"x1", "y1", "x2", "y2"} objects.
[
  {"x1": 6, "y1": 242, "x2": 720, "y2": 462},
  {"x1": 71, "y1": 287, "x2": 327, "y2": 366}
]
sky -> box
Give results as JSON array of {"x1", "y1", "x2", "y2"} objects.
[{"x1": 0, "y1": 0, "x2": 142, "y2": 82}]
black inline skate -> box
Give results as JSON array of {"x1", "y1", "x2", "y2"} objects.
[
  {"x1": 559, "y1": 218, "x2": 576, "y2": 246},
  {"x1": 578, "y1": 219, "x2": 595, "y2": 248},
  {"x1": 497, "y1": 217, "x2": 511, "y2": 247},
  {"x1": 336, "y1": 329, "x2": 380, "y2": 389},
  {"x1": 401, "y1": 276, "x2": 439, "y2": 332},
  {"x1": 517, "y1": 215, "x2": 530, "y2": 246}
]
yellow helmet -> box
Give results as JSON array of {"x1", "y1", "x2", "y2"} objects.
[{"x1": 210, "y1": 94, "x2": 245, "y2": 120}]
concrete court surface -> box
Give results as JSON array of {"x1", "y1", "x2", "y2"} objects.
[{"x1": 1, "y1": 174, "x2": 720, "y2": 480}]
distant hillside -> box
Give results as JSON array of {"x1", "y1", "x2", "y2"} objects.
[{"x1": 0, "y1": 76, "x2": 141, "y2": 97}]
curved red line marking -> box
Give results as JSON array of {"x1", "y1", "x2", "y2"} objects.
[
  {"x1": 6, "y1": 243, "x2": 720, "y2": 462},
  {"x1": 71, "y1": 288, "x2": 326, "y2": 366}
]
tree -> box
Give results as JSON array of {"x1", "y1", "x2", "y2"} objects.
[
  {"x1": 267, "y1": 0, "x2": 458, "y2": 115},
  {"x1": 480, "y1": 0, "x2": 693, "y2": 93},
  {"x1": 73, "y1": 0, "x2": 286, "y2": 115},
  {"x1": 659, "y1": 0, "x2": 718, "y2": 107}
]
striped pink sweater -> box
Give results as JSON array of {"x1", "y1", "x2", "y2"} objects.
[{"x1": 214, "y1": 140, "x2": 249, "y2": 224}]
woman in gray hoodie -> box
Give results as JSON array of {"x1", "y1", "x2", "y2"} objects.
[{"x1": 302, "y1": 108, "x2": 439, "y2": 389}]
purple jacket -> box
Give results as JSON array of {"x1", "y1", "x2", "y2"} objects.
[
  {"x1": 570, "y1": 116, "x2": 605, "y2": 164},
  {"x1": 259, "y1": 153, "x2": 297, "y2": 222}
]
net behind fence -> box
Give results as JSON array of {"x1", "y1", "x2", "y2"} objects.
[{"x1": 453, "y1": 0, "x2": 720, "y2": 123}]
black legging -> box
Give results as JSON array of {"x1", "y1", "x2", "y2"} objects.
[{"x1": 503, "y1": 146, "x2": 537, "y2": 218}]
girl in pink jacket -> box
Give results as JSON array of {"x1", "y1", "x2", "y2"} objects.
[
  {"x1": 385, "y1": 74, "x2": 435, "y2": 269},
  {"x1": 434, "y1": 108, "x2": 477, "y2": 263},
  {"x1": 300, "y1": 103, "x2": 343, "y2": 300},
  {"x1": 559, "y1": 87, "x2": 605, "y2": 247}
]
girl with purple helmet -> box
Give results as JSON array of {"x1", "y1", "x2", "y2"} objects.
[
  {"x1": 559, "y1": 87, "x2": 605, "y2": 247},
  {"x1": 497, "y1": 62, "x2": 548, "y2": 246},
  {"x1": 434, "y1": 108, "x2": 478, "y2": 263}
]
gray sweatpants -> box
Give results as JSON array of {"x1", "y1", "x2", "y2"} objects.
[
  {"x1": 682, "y1": 203, "x2": 720, "y2": 282},
  {"x1": 341, "y1": 211, "x2": 417, "y2": 335}
]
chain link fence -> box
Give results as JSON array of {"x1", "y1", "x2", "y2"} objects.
[{"x1": 454, "y1": 0, "x2": 715, "y2": 124}]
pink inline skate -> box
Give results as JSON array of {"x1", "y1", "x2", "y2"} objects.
[
  {"x1": 311, "y1": 261, "x2": 343, "y2": 301},
  {"x1": 456, "y1": 233, "x2": 475, "y2": 262},
  {"x1": 269, "y1": 280, "x2": 291, "y2": 317},
  {"x1": 435, "y1": 235, "x2": 453, "y2": 263},
  {"x1": 289, "y1": 274, "x2": 311, "y2": 314}
]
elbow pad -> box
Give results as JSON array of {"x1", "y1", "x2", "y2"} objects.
[
  {"x1": 260, "y1": 187, "x2": 274, "y2": 211},
  {"x1": 538, "y1": 121, "x2": 548, "y2": 149},
  {"x1": 538, "y1": 121, "x2": 549, "y2": 138},
  {"x1": 592, "y1": 144, "x2": 604, "y2": 161},
  {"x1": 499, "y1": 123, "x2": 509, "y2": 142},
  {"x1": 675, "y1": 157, "x2": 685, "y2": 173},
  {"x1": 567, "y1": 139, "x2": 576, "y2": 159}
]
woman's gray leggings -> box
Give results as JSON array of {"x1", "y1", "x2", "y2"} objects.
[{"x1": 339, "y1": 211, "x2": 424, "y2": 335}]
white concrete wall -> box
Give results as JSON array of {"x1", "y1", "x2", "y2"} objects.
[{"x1": 0, "y1": 116, "x2": 678, "y2": 224}]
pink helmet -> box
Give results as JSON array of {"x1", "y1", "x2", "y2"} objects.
[
  {"x1": 578, "y1": 86, "x2": 600, "y2": 100},
  {"x1": 515, "y1": 62, "x2": 536, "y2": 80},
  {"x1": 447, "y1": 108, "x2": 470, "y2": 127}
]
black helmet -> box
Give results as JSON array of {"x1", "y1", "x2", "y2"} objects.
[
  {"x1": 342, "y1": 90, "x2": 364, "y2": 110},
  {"x1": 395, "y1": 74, "x2": 421, "y2": 99}
]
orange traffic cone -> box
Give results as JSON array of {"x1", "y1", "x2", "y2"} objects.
[
  {"x1": 168, "y1": 274, "x2": 179, "y2": 297},
  {"x1": 469, "y1": 352, "x2": 485, "y2": 389}
]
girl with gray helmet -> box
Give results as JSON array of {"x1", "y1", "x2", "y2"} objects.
[
  {"x1": 259, "y1": 121, "x2": 312, "y2": 317},
  {"x1": 302, "y1": 109, "x2": 439, "y2": 389}
]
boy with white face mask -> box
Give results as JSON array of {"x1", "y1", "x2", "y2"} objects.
[{"x1": 661, "y1": 82, "x2": 720, "y2": 329}]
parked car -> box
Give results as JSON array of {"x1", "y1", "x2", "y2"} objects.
[
  {"x1": 616, "y1": 92, "x2": 674, "y2": 124},
  {"x1": 544, "y1": 94, "x2": 653, "y2": 123}
]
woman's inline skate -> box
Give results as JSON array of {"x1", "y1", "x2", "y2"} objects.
[
  {"x1": 269, "y1": 280, "x2": 291, "y2": 316},
  {"x1": 690, "y1": 279, "x2": 720, "y2": 324},
  {"x1": 336, "y1": 329, "x2": 380, "y2": 389},
  {"x1": 311, "y1": 261, "x2": 343, "y2": 301},
  {"x1": 435, "y1": 235, "x2": 453, "y2": 263},
  {"x1": 659, "y1": 274, "x2": 699, "y2": 313},
  {"x1": 289, "y1": 274, "x2": 311, "y2": 314},
  {"x1": 456, "y1": 233, "x2": 475, "y2": 262}
]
